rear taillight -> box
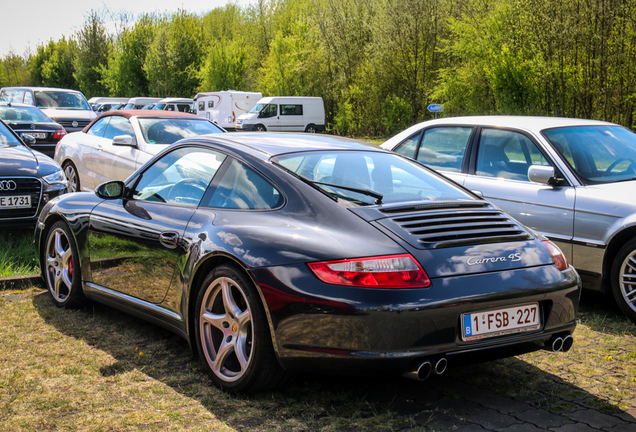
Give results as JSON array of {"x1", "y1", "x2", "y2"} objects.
[
  {"x1": 308, "y1": 254, "x2": 430, "y2": 288},
  {"x1": 53, "y1": 129, "x2": 67, "y2": 139},
  {"x1": 543, "y1": 240, "x2": 568, "y2": 271}
]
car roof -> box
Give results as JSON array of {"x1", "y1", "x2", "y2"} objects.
[
  {"x1": 0, "y1": 102, "x2": 38, "y2": 108},
  {"x1": 383, "y1": 115, "x2": 617, "y2": 147},
  {"x1": 2, "y1": 86, "x2": 84, "y2": 94},
  {"x1": 190, "y1": 132, "x2": 388, "y2": 159},
  {"x1": 81, "y1": 109, "x2": 201, "y2": 133}
]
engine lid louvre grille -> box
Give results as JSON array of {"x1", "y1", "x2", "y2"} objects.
[{"x1": 378, "y1": 202, "x2": 531, "y2": 249}]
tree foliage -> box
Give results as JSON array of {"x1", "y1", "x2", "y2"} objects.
[{"x1": 6, "y1": 0, "x2": 636, "y2": 134}]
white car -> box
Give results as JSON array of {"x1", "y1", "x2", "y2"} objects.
[
  {"x1": 382, "y1": 115, "x2": 636, "y2": 323},
  {"x1": 54, "y1": 110, "x2": 225, "y2": 193}
]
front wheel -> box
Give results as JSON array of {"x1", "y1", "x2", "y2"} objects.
[
  {"x1": 194, "y1": 264, "x2": 292, "y2": 392},
  {"x1": 254, "y1": 124, "x2": 266, "y2": 132},
  {"x1": 43, "y1": 221, "x2": 85, "y2": 308},
  {"x1": 63, "y1": 161, "x2": 80, "y2": 193},
  {"x1": 611, "y1": 238, "x2": 636, "y2": 323}
]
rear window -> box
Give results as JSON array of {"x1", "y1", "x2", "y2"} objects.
[
  {"x1": 274, "y1": 150, "x2": 474, "y2": 205},
  {"x1": 0, "y1": 106, "x2": 51, "y2": 122}
]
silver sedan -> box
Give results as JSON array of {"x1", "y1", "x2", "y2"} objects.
[{"x1": 382, "y1": 116, "x2": 636, "y2": 323}]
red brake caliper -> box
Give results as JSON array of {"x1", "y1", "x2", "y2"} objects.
[{"x1": 68, "y1": 257, "x2": 73, "y2": 277}]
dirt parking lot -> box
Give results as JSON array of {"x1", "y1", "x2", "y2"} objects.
[{"x1": 0, "y1": 286, "x2": 634, "y2": 431}]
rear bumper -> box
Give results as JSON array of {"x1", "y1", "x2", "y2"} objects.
[{"x1": 252, "y1": 264, "x2": 581, "y2": 376}]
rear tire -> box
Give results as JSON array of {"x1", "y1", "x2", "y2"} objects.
[
  {"x1": 194, "y1": 264, "x2": 292, "y2": 392},
  {"x1": 305, "y1": 124, "x2": 317, "y2": 133},
  {"x1": 43, "y1": 221, "x2": 85, "y2": 308},
  {"x1": 611, "y1": 238, "x2": 636, "y2": 323},
  {"x1": 63, "y1": 161, "x2": 80, "y2": 193}
]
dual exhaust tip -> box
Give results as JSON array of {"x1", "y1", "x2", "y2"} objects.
[
  {"x1": 403, "y1": 357, "x2": 447, "y2": 382},
  {"x1": 546, "y1": 333, "x2": 574, "y2": 353},
  {"x1": 403, "y1": 333, "x2": 573, "y2": 382}
]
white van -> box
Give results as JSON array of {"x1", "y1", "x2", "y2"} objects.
[
  {"x1": 152, "y1": 98, "x2": 194, "y2": 113},
  {"x1": 122, "y1": 97, "x2": 163, "y2": 110},
  {"x1": 194, "y1": 91, "x2": 262, "y2": 129},
  {"x1": 235, "y1": 96, "x2": 325, "y2": 132}
]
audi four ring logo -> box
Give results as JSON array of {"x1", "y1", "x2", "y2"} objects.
[{"x1": 0, "y1": 180, "x2": 17, "y2": 191}]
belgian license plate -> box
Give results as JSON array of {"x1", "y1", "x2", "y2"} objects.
[
  {"x1": 30, "y1": 133, "x2": 47, "y2": 139},
  {"x1": 0, "y1": 195, "x2": 31, "y2": 208},
  {"x1": 462, "y1": 303, "x2": 540, "y2": 341}
]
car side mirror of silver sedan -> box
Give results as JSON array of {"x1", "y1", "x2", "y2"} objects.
[
  {"x1": 112, "y1": 134, "x2": 137, "y2": 147},
  {"x1": 528, "y1": 165, "x2": 558, "y2": 185}
]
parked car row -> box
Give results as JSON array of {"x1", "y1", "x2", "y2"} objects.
[{"x1": 0, "y1": 86, "x2": 633, "y2": 392}]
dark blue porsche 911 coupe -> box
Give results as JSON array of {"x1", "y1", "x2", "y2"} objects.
[{"x1": 35, "y1": 133, "x2": 581, "y2": 392}]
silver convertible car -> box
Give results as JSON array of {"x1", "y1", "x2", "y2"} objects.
[{"x1": 382, "y1": 116, "x2": 636, "y2": 323}]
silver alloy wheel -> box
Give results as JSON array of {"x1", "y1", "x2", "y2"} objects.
[
  {"x1": 619, "y1": 250, "x2": 636, "y2": 314},
  {"x1": 199, "y1": 276, "x2": 253, "y2": 383},
  {"x1": 64, "y1": 163, "x2": 78, "y2": 193},
  {"x1": 45, "y1": 227, "x2": 74, "y2": 303}
]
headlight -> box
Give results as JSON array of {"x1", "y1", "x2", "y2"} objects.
[{"x1": 42, "y1": 169, "x2": 67, "y2": 186}]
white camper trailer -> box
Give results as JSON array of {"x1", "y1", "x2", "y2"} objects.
[
  {"x1": 235, "y1": 96, "x2": 325, "y2": 133},
  {"x1": 194, "y1": 91, "x2": 262, "y2": 130}
]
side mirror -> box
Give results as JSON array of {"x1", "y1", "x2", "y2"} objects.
[
  {"x1": 528, "y1": 165, "x2": 557, "y2": 185},
  {"x1": 21, "y1": 133, "x2": 36, "y2": 145},
  {"x1": 96, "y1": 180, "x2": 125, "y2": 199},
  {"x1": 112, "y1": 135, "x2": 137, "y2": 147}
]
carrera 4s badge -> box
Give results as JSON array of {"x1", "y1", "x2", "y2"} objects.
[{"x1": 467, "y1": 253, "x2": 522, "y2": 266}]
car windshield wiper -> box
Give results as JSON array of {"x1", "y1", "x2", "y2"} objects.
[{"x1": 312, "y1": 181, "x2": 384, "y2": 204}]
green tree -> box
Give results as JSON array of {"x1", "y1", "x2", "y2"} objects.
[
  {"x1": 103, "y1": 15, "x2": 156, "y2": 96},
  {"x1": 2, "y1": 50, "x2": 31, "y2": 86},
  {"x1": 199, "y1": 38, "x2": 250, "y2": 91},
  {"x1": 74, "y1": 10, "x2": 112, "y2": 97},
  {"x1": 144, "y1": 10, "x2": 204, "y2": 97}
]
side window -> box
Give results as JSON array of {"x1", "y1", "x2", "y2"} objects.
[
  {"x1": 133, "y1": 147, "x2": 226, "y2": 207},
  {"x1": 416, "y1": 127, "x2": 472, "y2": 173},
  {"x1": 394, "y1": 133, "x2": 421, "y2": 159},
  {"x1": 103, "y1": 116, "x2": 134, "y2": 140},
  {"x1": 476, "y1": 129, "x2": 551, "y2": 181},
  {"x1": 280, "y1": 104, "x2": 303, "y2": 115},
  {"x1": 23, "y1": 91, "x2": 33, "y2": 105},
  {"x1": 207, "y1": 159, "x2": 283, "y2": 210},
  {"x1": 260, "y1": 104, "x2": 278, "y2": 118},
  {"x1": 87, "y1": 117, "x2": 111, "y2": 137}
]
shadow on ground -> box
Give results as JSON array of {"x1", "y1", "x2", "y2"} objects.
[{"x1": 33, "y1": 290, "x2": 636, "y2": 431}]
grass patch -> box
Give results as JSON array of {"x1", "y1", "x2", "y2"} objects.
[
  {"x1": 0, "y1": 287, "x2": 634, "y2": 430},
  {"x1": 0, "y1": 228, "x2": 38, "y2": 277}
]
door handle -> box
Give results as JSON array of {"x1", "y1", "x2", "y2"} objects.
[{"x1": 160, "y1": 231, "x2": 179, "y2": 249}]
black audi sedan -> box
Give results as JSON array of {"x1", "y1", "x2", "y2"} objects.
[
  {"x1": 0, "y1": 119, "x2": 68, "y2": 227},
  {"x1": 0, "y1": 102, "x2": 66, "y2": 157},
  {"x1": 34, "y1": 133, "x2": 581, "y2": 392}
]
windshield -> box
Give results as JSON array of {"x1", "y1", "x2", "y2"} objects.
[
  {"x1": 0, "y1": 106, "x2": 52, "y2": 122},
  {"x1": 543, "y1": 125, "x2": 636, "y2": 184},
  {"x1": 0, "y1": 122, "x2": 22, "y2": 146},
  {"x1": 248, "y1": 103, "x2": 267, "y2": 114},
  {"x1": 274, "y1": 150, "x2": 475, "y2": 205},
  {"x1": 35, "y1": 91, "x2": 90, "y2": 110},
  {"x1": 138, "y1": 118, "x2": 223, "y2": 144}
]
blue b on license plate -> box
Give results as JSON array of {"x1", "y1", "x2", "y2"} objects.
[{"x1": 462, "y1": 303, "x2": 540, "y2": 341}]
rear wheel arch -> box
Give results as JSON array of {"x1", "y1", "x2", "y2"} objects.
[{"x1": 187, "y1": 255, "x2": 276, "y2": 354}]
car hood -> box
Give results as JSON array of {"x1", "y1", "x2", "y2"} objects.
[
  {"x1": 40, "y1": 109, "x2": 95, "y2": 121},
  {"x1": 0, "y1": 144, "x2": 38, "y2": 176}
]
